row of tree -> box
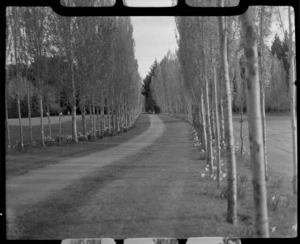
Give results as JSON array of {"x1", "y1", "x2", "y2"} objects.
[
  {"x1": 6, "y1": 0, "x2": 143, "y2": 149},
  {"x1": 151, "y1": 1, "x2": 296, "y2": 237}
]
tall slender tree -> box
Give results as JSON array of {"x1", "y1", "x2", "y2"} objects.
[
  {"x1": 218, "y1": 0, "x2": 237, "y2": 224},
  {"x1": 240, "y1": 7, "x2": 269, "y2": 237},
  {"x1": 288, "y1": 7, "x2": 297, "y2": 195}
]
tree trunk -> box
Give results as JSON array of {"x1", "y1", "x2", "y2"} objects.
[
  {"x1": 219, "y1": 97, "x2": 225, "y2": 148},
  {"x1": 218, "y1": 2, "x2": 237, "y2": 224},
  {"x1": 213, "y1": 67, "x2": 221, "y2": 187},
  {"x1": 59, "y1": 113, "x2": 62, "y2": 145},
  {"x1": 204, "y1": 77, "x2": 213, "y2": 174},
  {"x1": 259, "y1": 6, "x2": 269, "y2": 181},
  {"x1": 81, "y1": 98, "x2": 86, "y2": 137},
  {"x1": 288, "y1": 7, "x2": 297, "y2": 195},
  {"x1": 101, "y1": 91, "x2": 105, "y2": 134},
  {"x1": 17, "y1": 92, "x2": 24, "y2": 150},
  {"x1": 5, "y1": 87, "x2": 11, "y2": 148},
  {"x1": 47, "y1": 103, "x2": 51, "y2": 138},
  {"x1": 108, "y1": 104, "x2": 111, "y2": 134},
  {"x1": 92, "y1": 95, "x2": 96, "y2": 136},
  {"x1": 89, "y1": 103, "x2": 93, "y2": 131},
  {"x1": 70, "y1": 62, "x2": 78, "y2": 142},
  {"x1": 240, "y1": 99, "x2": 244, "y2": 155},
  {"x1": 210, "y1": 85, "x2": 216, "y2": 140},
  {"x1": 81, "y1": 99, "x2": 86, "y2": 137},
  {"x1": 240, "y1": 9, "x2": 269, "y2": 237},
  {"x1": 124, "y1": 97, "x2": 128, "y2": 129},
  {"x1": 39, "y1": 92, "x2": 45, "y2": 147},
  {"x1": 240, "y1": 71, "x2": 245, "y2": 155},
  {"x1": 117, "y1": 103, "x2": 121, "y2": 132},
  {"x1": 96, "y1": 106, "x2": 100, "y2": 134},
  {"x1": 200, "y1": 90, "x2": 207, "y2": 153},
  {"x1": 27, "y1": 89, "x2": 33, "y2": 145}
]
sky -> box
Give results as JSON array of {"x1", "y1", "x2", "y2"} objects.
[
  {"x1": 128, "y1": 0, "x2": 177, "y2": 79},
  {"x1": 128, "y1": 1, "x2": 293, "y2": 80}
]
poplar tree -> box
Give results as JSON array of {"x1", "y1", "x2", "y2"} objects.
[
  {"x1": 218, "y1": 0, "x2": 237, "y2": 224},
  {"x1": 240, "y1": 7, "x2": 269, "y2": 237},
  {"x1": 288, "y1": 7, "x2": 297, "y2": 195}
]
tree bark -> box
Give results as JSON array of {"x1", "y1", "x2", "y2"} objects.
[
  {"x1": 204, "y1": 77, "x2": 214, "y2": 173},
  {"x1": 108, "y1": 103, "x2": 111, "y2": 134},
  {"x1": 218, "y1": 2, "x2": 237, "y2": 224},
  {"x1": 81, "y1": 98, "x2": 86, "y2": 136},
  {"x1": 213, "y1": 66, "x2": 221, "y2": 187},
  {"x1": 5, "y1": 86, "x2": 11, "y2": 148},
  {"x1": 39, "y1": 91, "x2": 45, "y2": 147},
  {"x1": 92, "y1": 94, "x2": 96, "y2": 136},
  {"x1": 240, "y1": 9, "x2": 269, "y2": 237},
  {"x1": 200, "y1": 90, "x2": 207, "y2": 153},
  {"x1": 17, "y1": 92, "x2": 24, "y2": 150},
  {"x1": 101, "y1": 91, "x2": 105, "y2": 135},
  {"x1": 59, "y1": 113, "x2": 62, "y2": 145},
  {"x1": 89, "y1": 103, "x2": 93, "y2": 131},
  {"x1": 27, "y1": 85, "x2": 33, "y2": 145},
  {"x1": 96, "y1": 106, "x2": 100, "y2": 134},
  {"x1": 47, "y1": 103, "x2": 51, "y2": 138},
  {"x1": 288, "y1": 7, "x2": 297, "y2": 195},
  {"x1": 219, "y1": 97, "x2": 225, "y2": 147},
  {"x1": 210, "y1": 84, "x2": 216, "y2": 140},
  {"x1": 70, "y1": 61, "x2": 78, "y2": 143},
  {"x1": 259, "y1": 6, "x2": 269, "y2": 181}
]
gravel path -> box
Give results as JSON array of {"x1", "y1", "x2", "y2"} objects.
[
  {"x1": 6, "y1": 114, "x2": 294, "y2": 239},
  {"x1": 7, "y1": 115, "x2": 164, "y2": 210},
  {"x1": 7, "y1": 115, "x2": 203, "y2": 239}
]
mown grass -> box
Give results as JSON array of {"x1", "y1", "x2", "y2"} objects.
[
  {"x1": 7, "y1": 115, "x2": 109, "y2": 148},
  {"x1": 195, "y1": 147, "x2": 297, "y2": 237},
  {"x1": 6, "y1": 114, "x2": 151, "y2": 178},
  {"x1": 187, "y1": 121, "x2": 296, "y2": 238}
]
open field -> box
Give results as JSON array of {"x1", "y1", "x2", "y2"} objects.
[
  {"x1": 6, "y1": 114, "x2": 150, "y2": 178},
  {"x1": 8, "y1": 115, "x2": 82, "y2": 126},
  {"x1": 232, "y1": 114, "x2": 293, "y2": 178},
  {"x1": 7, "y1": 115, "x2": 111, "y2": 147}
]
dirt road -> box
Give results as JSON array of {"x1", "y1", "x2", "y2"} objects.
[
  {"x1": 6, "y1": 114, "x2": 294, "y2": 239},
  {"x1": 7, "y1": 114, "x2": 203, "y2": 239}
]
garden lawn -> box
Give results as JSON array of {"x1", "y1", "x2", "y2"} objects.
[
  {"x1": 6, "y1": 114, "x2": 150, "y2": 178},
  {"x1": 7, "y1": 115, "x2": 111, "y2": 147}
]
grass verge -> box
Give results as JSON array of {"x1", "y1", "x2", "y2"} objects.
[{"x1": 6, "y1": 114, "x2": 150, "y2": 178}]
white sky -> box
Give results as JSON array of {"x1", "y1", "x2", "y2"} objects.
[
  {"x1": 131, "y1": 16, "x2": 178, "y2": 79},
  {"x1": 128, "y1": 0, "x2": 177, "y2": 79}
]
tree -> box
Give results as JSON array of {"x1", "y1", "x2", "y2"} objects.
[
  {"x1": 142, "y1": 60, "x2": 158, "y2": 113},
  {"x1": 288, "y1": 7, "x2": 297, "y2": 195},
  {"x1": 218, "y1": 0, "x2": 237, "y2": 224},
  {"x1": 23, "y1": 7, "x2": 51, "y2": 147},
  {"x1": 240, "y1": 7, "x2": 269, "y2": 237}
]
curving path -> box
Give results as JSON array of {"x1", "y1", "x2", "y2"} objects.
[
  {"x1": 6, "y1": 114, "x2": 203, "y2": 239},
  {"x1": 7, "y1": 115, "x2": 165, "y2": 211}
]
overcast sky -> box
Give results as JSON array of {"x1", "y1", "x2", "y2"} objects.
[
  {"x1": 127, "y1": 1, "x2": 293, "y2": 79},
  {"x1": 128, "y1": 0, "x2": 177, "y2": 79}
]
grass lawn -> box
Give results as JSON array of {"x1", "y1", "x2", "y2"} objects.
[
  {"x1": 6, "y1": 114, "x2": 151, "y2": 178},
  {"x1": 7, "y1": 115, "x2": 111, "y2": 147},
  {"x1": 193, "y1": 142, "x2": 297, "y2": 237}
]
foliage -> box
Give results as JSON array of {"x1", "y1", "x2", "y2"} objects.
[{"x1": 141, "y1": 60, "x2": 159, "y2": 113}]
